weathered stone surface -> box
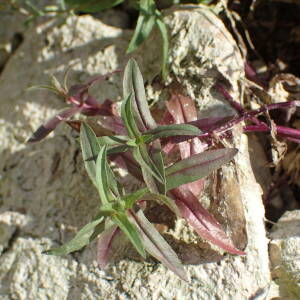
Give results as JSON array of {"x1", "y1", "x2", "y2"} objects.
[
  {"x1": 0, "y1": 6, "x2": 271, "y2": 300},
  {"x1": 269, "y1": 210, "x2": 300, "y2": 299}
]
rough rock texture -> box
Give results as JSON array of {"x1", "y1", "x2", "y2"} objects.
[
  {"x1": 269, "y1": 210, "x2": 300, "y2": 299},
  {"x1": 0, "y1": 6, "x2": 271, "y2": 300}
]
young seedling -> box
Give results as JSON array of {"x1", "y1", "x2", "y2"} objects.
[{"x1": 27, "y1": 71, "x2": 119, "y2": 143}]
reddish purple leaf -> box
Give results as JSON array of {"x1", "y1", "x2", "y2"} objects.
[
  {"x1": 97, "y1": 224, "x2": 120, "y2": 269},
  {"x1": 171, "y1": 186, "x2": 245, "y2": 255},
  {"x1": 166, "y1": 93, "x2": 205, "y2": 196},
  {"x1": 68, "y1": 71, "x2": 121, "y2": 99},
  {"x1": 81, "y1": 98, "x2": 113, "y2": 116},
  {"x1": 27, "y1": 106, "x2": 81, "y2": 143},
  {"x1": 189, "y1": 116, "x2": 234, "y2": 132},
  {"x1": 98, "y1": 116, "x2": 127, "y2": 135},
  {"x1": 111, "y1": 152, "x2": 143, "y2": 181}
]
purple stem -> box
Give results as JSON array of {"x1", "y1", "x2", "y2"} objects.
[{"x1": 214, "y1": 83, "x2": 245, "y2": 114}]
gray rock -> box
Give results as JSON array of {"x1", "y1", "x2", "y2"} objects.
[
  {"x1": 0, "y1": 6, "x2": 271, "y2": 300},
  {"x1": 269, "y1": 210, "x2": 300, "y2": 299}
]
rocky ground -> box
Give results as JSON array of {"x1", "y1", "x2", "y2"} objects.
[{"x1": 0, "y1": 2, "x2": 299, "y2": 299}]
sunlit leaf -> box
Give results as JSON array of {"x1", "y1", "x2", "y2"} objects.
[
  {"x1": 123, "y1": 58, "x2": 157, "y2": 130},
  {"x1": 44, "y1": 217, "x2": 105, "y2": 256},
  {"x1": 166, "y1": 148, "x2": 238, "y2": 190}
]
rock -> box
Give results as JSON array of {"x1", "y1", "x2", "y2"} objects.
[
  {"x1": 0, "y1": 6, "x2": 271, "y2": 299},
  {"x1": 269, "y1": 210, "x2": 300, "y2": 299},
  {"x1": 0, "y1": 13, "x2": 25, "y2": 72}
]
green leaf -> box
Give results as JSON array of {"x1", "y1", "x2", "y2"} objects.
[
  {"x1": 133, "y1": 145, "x2": 164, "y2": 184},
  {"x1": 66, "y1": 0, "x2": 124, "y2": 13},
  {"x1": 127, "y1": 0, "x2": 156, "y2": 53},
  {"x1": 123, "y1": 188, "x2": 149, "y2": 209},
  {"x1": 97, "y1": 135, "x2": 129, "y2": 146},
  {"x1": 96, "y1": 146, "x2": 115, "y2": 204},
  {"x1": 166, "y1": 148, "x2": 238, "y2": 191},
  {"x1": 155, "y1": 16, "x2": 169, "y2": 80},
  {"x1": 106, "y1": 145, "x2": 130, "y2": 155},
  {"x1": 44, "y1": 217, "x2": 105, "y2": 256},
  {"x1": 130, "y1": 210, "x2": 187, "y2": 281},
  {"x1": 123, "y1": 58, "x2": 157, "y2": 130},
  {"x1": 112, "y1": 212, "x2": 146, "y2": 258},
  {"x1": 145, "y1": 124, "x2": 201, "y2": 142},
  {"x1": 151, "y1": 145, "x2": 166, "y2": 194},
  {"x1": 141, "y1": 166, "x2": 160, "y2": 194},
  {"x1": 121, "y1": 93, "x2": 141, "y2": 139},
  {"x1": 97, "y1": 135, "x2": 130, "y2": 155},
  {"x1": 80, "y1": 123, "x2": 101, "y2": 187}
]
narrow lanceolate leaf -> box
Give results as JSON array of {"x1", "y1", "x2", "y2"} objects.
[
  {"x1": 151, "y1": 145, "x2": 167, "y2": 194},
  {"x1": 123, "y1": 58, "x2": 157, "y2": 130},
  {"x1": 97, "y1": 224, "x2": 120, "y2": 269},
  {"x1": 145, "y1": 124, "x2": 201, "y2": 142},
  {"x1": 133, "y1": 145, "x2": 164, "y2": 184},
  {"x1": 166, "y1": 148, "x2": 238, "y2": 191},
  {"x1": 96, "y1": 146, "x2": 115, "y2": 204},
  {"x1": 28, "y1": 107, "x2": 81, "y2": 143},
  {"x1": 106, "y1": 145, "x2": 130, "y2": 155},
  {"x1": 80, "y1": 123, "x2": 101, "y2": 187},
  {"x1": 66, "y1": 0, "x2": 124, "y2": 13},
  {"x1": 112, "y1": 212, "x2": 146, "y2": 258},
  {"x1": 172, "y1": 186, "x2": 245, "y2": 255},
  {"x1": 97, "y1": 135, "x2": 129, "y2": 146},
  {"x1": 116, "y1": 152, "x2": 144, "y2": 182},
  {"x1": 155, "y1": 16, "x2": 169, "y2": 80},
  {"x1": 121, "y1": 93, "x2": 141, "y2": 139},
  {"x1": 97, "y1": 135, "x2": 130, "y2": 155},
  {"x1": 44, "y1": 217, "x2": 105, "y2": 256},
  {"x1": 106, "y1": 159, "x2": 122, "y2": 198},
  {"x1": 141, "y1": 165, "x2": 160, "y2": 194},
  {"x1": 129, "y1": 210, "x2": 188, "y2": 281},
  {"x1": 127, "y1": 0, "x2": 156, "y2": 54}
]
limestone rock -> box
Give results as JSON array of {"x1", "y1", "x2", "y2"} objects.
[
  {"x1": 0, "y1": 6, "x2": 271, "y2": 300},
  {"x1": 269, "y1": 210, "x2": 300, "y2": 299}
]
